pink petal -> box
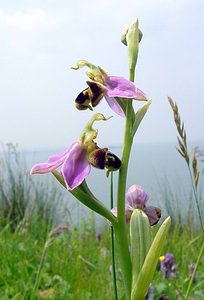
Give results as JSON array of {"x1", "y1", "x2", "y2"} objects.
[
  {"x1": 126, "y1": 184, "x2": 150, "y2": 207},
  {"x1": 30, "y1": 147, "x2": 71, "y2": 174},
  {"x1": 105, "y1": 75, "x2": 137, "y2": 98},
  {"x1": 105, "y1": 95, "x2": 125, "y2": 117},
  {"x1": 135, "y1": 88, "x2": 148, "y2": 100},
  {"x1": 61, "y1": 142, "x2": 91, "y2": 190}
]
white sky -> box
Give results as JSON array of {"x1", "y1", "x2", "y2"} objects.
[{"x1": 0, "y1": 0, "x2": 204, "y2": 150}]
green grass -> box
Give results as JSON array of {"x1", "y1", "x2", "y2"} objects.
[
  {"x1": 0, "y1": 217, "x2": 203, "y2": 299},
  {"x1": 0, "y1": 145, "x2": 204, "y2": 299}
]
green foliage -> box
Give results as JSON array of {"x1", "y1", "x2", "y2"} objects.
[
  {"x1": 0, "y1": 144, "x2": 204, "y2": 299},
  {"x1": 0, "y1": 214, "x2": 203, "y2": 299}
]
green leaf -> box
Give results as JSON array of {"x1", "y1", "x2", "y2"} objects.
[
  {"x1": 131, "y1": 216, "x2": 171, "y2": 300},
  {"x1": 131, "y1": 100, "x2": 152, "y2": 138},
  {"x1": 130, "y1": 209, "x2": 151, "y2": 287}
]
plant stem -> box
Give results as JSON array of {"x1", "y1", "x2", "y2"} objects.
[
  {"x1": 184, "y1": 163, "x2": 204, "y2": 298},
  {"x1": 115, "y1": 100, "x2": 133, "y2": 299},
  {"x1": 31, "y1": 243, "x2": 48, "y2": 300},
  {"x1": 185, "y1": 239, "x2": 204, "y2": 299},
  {"x1": 187, "y1": 165, "x2": 204, "y2": 233},
  {"x1": 110, "y1": 172, "x2": 118, "y2": 300}
]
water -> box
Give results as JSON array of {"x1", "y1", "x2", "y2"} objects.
[{"x1": 22, "y1": 140, "x2": 204, "y2": 227}]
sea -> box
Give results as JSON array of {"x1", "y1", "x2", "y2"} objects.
[{"x1": 18, "y1": 140, "x2": 204, "y2": 228}]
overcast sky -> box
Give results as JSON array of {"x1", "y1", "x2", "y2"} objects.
[{"x1": 0, "y1": 0, "x2": 204, "y2": 150}]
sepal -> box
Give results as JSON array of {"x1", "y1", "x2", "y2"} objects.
[
  {"x1": 131, "y1": 216, "x2": 171, "y2": 300},
  {"x1": 131, "y1": 100, "x2": 152, "y2": 138},
  {"x1": 130, "y1": 209, "x2": 151, "y2": 287}
]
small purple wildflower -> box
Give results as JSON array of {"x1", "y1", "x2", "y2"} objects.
[
  {"x1": 160, "y1": 253, "x2": 177, "y2": 279},
  {"x1": 189, "y1": 263, "x2": 198, "y2": 283},
  {"x1": 145, "y1": 283, "x2": 153, "y2": 300},
  {"x1": 111, "y1": 185, "x2": 161, "y2": 226},
  {"x1": 95, "y1": 231, "x2": 101, "y2": 242}
]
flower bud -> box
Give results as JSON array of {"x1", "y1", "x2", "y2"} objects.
[{"x1": 121, "y1": 23, "x2": 143, "y2": 46}]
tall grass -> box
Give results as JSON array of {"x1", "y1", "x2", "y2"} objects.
[
  {"x1": 0, "y1": 143, "x2": 204, "y2": 299},
  {"x1": 0, "y1": 144, "x2": 72, "y2": 236},
  {"x1": 0, "y1": 208, "x2": 203, "y2": 299}
]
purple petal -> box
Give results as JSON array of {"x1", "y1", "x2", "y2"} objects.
[
  {"x1": 104, "y1": 75, "x2": 137, "y2": 98},
  {"x1": 61, "y1": 142, "x2": 91, "y2": 190},
  {"x1": 144, "y1": 206, "x2": 161, "y2": 226},
  {"x1": 105, "y1": 95, "x2": 125, "y2": 117},
  {"x1": 30, "y1": 147, "x2": 71, "y2": 174},
  {"x1": 135, "y1": 88, "x2": 148, "y2": 101},
  {"x1": 126, "y1": 185, "x2": 150, "y2": 208}
]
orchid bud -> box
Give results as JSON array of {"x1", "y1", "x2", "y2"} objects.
[{"x1": 121, "y1": 23, "x2": 143, "y2": 46}]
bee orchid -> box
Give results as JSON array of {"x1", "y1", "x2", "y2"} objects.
[
  {"x1": 30, "y1": 114, "x2": 121, "y2": 190},
  {"x1": 73, "y1": 60, "x2": 148, "y2": 117},
  {"x1": 111, "y1": 184, "x2": 161, "y2": 226}
]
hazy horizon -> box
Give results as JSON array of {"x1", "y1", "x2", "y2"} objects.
[{"x1": 1, "y1": 0, "x2": 203, "y2": 150}]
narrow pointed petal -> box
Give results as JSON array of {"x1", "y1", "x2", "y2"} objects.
[
  {"x1": 105, "y1": 95, "x2": 125, "y2": 117},
  {"x1": 30, "y1": 147, "x2": 71, "y2": 174},
  {"x1": 104, "y1": 75, "x2": 137, "y2": 98},
  {"x1": 135, "y1": 88, "x2": 149, "y2": 101},
  {"x1": 144, "y1": 206, "x2": 161, "y2": 226},
  {"x1": 61, "y1": 142, "x2": 91, "y2": 190}
]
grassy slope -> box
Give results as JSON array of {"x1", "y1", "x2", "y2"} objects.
[{"x1": 0, "y1": 218, "x2": 204, "y2": 300}]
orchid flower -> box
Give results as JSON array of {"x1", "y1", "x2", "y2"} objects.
[
  {"x1": 111, "y1": 184, "x2": 161, "y2": 226},
  {"x1": 72, "y1": 60, "x2": 148, "y2": 117},
  {"x1": 30, "y1": 114, "x2": 121, "y2": 190}
]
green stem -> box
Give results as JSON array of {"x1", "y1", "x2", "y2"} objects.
[
  {"x1": 185, "y1": 239, "x2": 204, "y2": 299},
  {"x1": 110, "y1": 173, "x2": 118, "y2": 300},
  {"x1": 114, "y1": 63, "x2": 135, "y2": 300},
  {"x1": 187, "y1": 165, "x2": 204, "y2": 233},
  {"x1": 184, "y1": 164, "x2": 204, "y2": 298},
  {"x1": 31, "y1": 243, "x2": 48, "y2": 300},
  {"x1": 115, "y1": 100, "x2": 134, "y2": 300}
]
